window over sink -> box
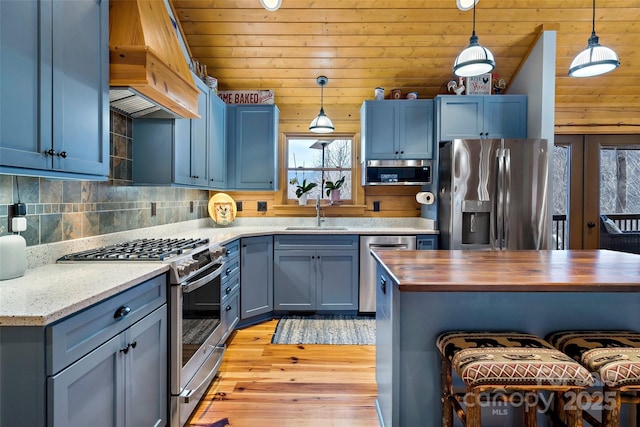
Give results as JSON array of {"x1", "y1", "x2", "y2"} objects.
[{"x1": 285, "y1": 135, "x2": 354, "y2": 204}]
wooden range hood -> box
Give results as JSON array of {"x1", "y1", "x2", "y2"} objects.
[{"x1": 109, "y1": 0, "x2": 199, "y2": 119}]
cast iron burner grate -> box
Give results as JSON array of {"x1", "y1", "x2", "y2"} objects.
[{"x1": 58, "y1": 238, "x2": 210, "y2": 262}]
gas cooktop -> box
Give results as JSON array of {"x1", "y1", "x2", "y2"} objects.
[{"x1": 57, "y1": 238, "x2": 211, "y2": 262}]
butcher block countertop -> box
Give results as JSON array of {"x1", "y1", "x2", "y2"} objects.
[{"x1": 372, "y1": 249, "x2": 640, "y2": 292}]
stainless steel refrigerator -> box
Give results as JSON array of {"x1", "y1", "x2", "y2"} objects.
[{"x1": 438, "y1": 139, "x2": 551, "y2": 250}]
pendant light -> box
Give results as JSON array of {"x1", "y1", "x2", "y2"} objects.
[
  {"x1": 452, "y1": 2, "x2": 495, "y2": 77},
  {"x1": 260, "y1": 0, "x2": 281, "y2": 12},
  {"x1": 456, "y1": 0, "x2": 479, "y2": 12},
  {"x1": 309, "y1": 76, "x2": 334, "y2": 134},
  {"x1": 568, "y1": 0, "x2": 620, "y2": 77}
]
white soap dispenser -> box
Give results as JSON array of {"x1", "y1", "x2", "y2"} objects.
[{"x1": 0, "y1": 218, "x2": 27, "y2": 281}]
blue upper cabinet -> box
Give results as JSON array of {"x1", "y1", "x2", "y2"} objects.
[
  {"x1": 434, "y1": 95, "x2": 527, "y2": 142},
  {"x1": 361, "y1": 100, "x2": 434, "y2": 160},
  {"x1": 208, "y1": 94, "x2": 227, "y2": 189},
  {"x1": 0, "y1": 0, "x2": 109, "y2": 179},
  {"x1": 226, "y1": 104, "x2": 279, "y2": 190}
]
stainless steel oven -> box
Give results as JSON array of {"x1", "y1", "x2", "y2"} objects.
[
  {"x1": 170, "y1": 256, "x2": 226, "y2": 427},
  {"x1": 57, "y1": 238, "x2": 228, "y2": 427}
]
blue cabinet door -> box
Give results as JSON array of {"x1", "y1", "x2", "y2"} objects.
[
  {"x1": 228, "y1": 104, "x2": 279, "y2": 190},
  {"x1": 361, "y1": 101, "x2": 398, "y2": 160},
  {"x1": 435, "y1": 95, "x2": 527, "y2": 141},
  {"x1": 417, "y1": 235, "x2": 438, "y2": 250},
  {"x1": 52, "y1": 0, "x2": 109, "y2": 176},
  {"x1": 398, "y1": 101, "x2": 433, "y2": 159},
  {"x1": 0, "y1": 0, "x2": 108, "y2": 178},
  {"x1": 208, "y1": 94, "x2": 227, "y2": 189},
  {"x1": 316, "y1": 249, "x2": 359, "y2": 311},
  {"x1": 126, "y1": 307, "x2": 167, "y2": 427},
  {"x1": 361, "y1": 100, "x2": 433, "y2": 160},
  {"x1": 189, "y1": 77, "x2": 210, "y2": 187},
  {"x1": 48, "y1": 334, "x2": 123, "y2": 427},
  {"x1": 241, "y1": 236, "x2": 274, "y2": 319},
  {"x1": 274, "y1": 250, "x2": 316, "y2": 310},
  {"x1": 0, "y1": 0, "x2": 48, "y2": 170},
  {"x1": 484, "y1": 95, "x2": 528, "y2": 139}
]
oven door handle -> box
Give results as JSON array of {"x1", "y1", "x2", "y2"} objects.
[
  {"x1": 181, "y1": 262, "x2": 225, "y2": 294},
  {"x1": 179, "y1": 345, "x2": 226, "y2": 403}
]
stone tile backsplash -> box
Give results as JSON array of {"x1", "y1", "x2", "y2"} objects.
[{"x1": 0, "y1": 110, "x2": 209, "y2": 246}]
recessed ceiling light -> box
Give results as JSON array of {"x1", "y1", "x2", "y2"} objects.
[{"x1": 457, "y1": 0, "x2": 479, "y2": 11}]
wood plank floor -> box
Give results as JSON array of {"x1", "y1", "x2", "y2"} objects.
[{"x1": 186, "y1": 319, "x2": 380, "y2": 427}]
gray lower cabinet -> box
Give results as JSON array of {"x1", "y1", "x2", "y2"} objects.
[
  {"x1": 0, "y1": 0, "x2": 109, "y2": 179},
  {"x1": 240, "y1": 235, "x2": 274, "y2": 319},
  {"x1": 416, "y1": 234, "x2": 438, "y2": 250},
  {"x1": 274, "y1": 235, "x2": 359, "y2": 311},
  {"x1": 0, "y1": 274, "x2": 167, "y2": 427}
]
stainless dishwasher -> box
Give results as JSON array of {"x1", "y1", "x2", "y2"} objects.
[{"x1": 359, "y1": 235, "x2": 416, "y2": 313}]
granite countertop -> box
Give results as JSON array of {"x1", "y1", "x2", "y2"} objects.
[
  {"x1": 0, "y1": 263, "x2": 168, "y2": 326},
  {"x1": 372, "y1": 249, "x2": 640, "y2": 292},
  {"x1": 1, "y1": 217, "x2": 437, "y2": 327}
]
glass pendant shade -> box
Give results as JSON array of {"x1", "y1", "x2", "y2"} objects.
[
  {"x1": 260, "y1": 0, "x2": 281, "y2": 12},
  {"x1": 453, "y1": 4, "x2": 495, "y2": 78},
  {"x1": 457, "y1": 0, "x2": 479, "y2": 11},
  {"x1": 309, "y1": 76, "x2": 334, "y2": 134},
  {"x1": 569, "y1": 35, "x2": 620, "y2": 77},
  {"x1": 569, "y1": 0, "x2": 619, "y2": 78},
  {"x1": 309, "y1": 109, "x2": 334, "y2": 133},
  {"x1": 453, "y1": 34, "x2": 495, "y2": 77}
]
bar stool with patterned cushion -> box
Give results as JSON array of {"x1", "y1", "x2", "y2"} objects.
[
  {"x1": 437, "y1": 331, "x2": 595, "y2": 427},
  {"x1": 547, "y1": 330, "x2": 640, "y2": 427}
]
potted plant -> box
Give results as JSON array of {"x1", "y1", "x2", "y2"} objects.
[
  {"x1": 324, "y1": 176, "x2": 345, "y2": 204},
  {"x1": 295, "y1": 178, "x2": 317, "y2": 205}
]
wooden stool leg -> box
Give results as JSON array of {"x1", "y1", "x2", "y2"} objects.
[
  {"x1": 565, "y1": 389, "x2": 584, "y2": 427},
  {"x1": 524, "y1": 391, "x2": 538, "y2": 427},
  {"x1": 466, "y1": 385, "x2": 482, "y2": 427},
  {"x1": 602, "y1": 387, "x2": 621, "y2": 427},
  {"x1": 440, "y1": 354, "x2": 453, "y2": 427}
]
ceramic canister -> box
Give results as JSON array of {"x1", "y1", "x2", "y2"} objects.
[{"x1": 0, "y1": 234, "x2": 27, "y2": 280}]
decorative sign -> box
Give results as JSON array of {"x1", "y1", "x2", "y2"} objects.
[
  {"x1": 465, "y1": 74, "x2": 492, "y2": 95},
  {"x1": 218, "y1": 90, "x2": 274, "y2": 104}
]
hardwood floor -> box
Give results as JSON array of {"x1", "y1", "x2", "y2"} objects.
[{"x1": 186, "y1": 319, "x2": 380, "y2": 427}]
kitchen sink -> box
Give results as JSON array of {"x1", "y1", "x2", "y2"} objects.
[{"x1": 285, "y1": 226, "x2": 349, "y2": 231}]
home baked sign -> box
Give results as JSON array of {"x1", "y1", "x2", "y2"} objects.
[{"x1": 218, "y1": 90, "x2": 274, "y2": 104}]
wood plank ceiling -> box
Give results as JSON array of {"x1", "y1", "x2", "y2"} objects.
[{"x1": 173, "y1": 0, "x2": 640, "y2": 134}]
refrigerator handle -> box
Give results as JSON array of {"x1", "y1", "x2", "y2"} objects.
[
  {"x1": 503, "y1": 149, "x2": 511, "y2": 249},
  {"x1": 495, "y1": 148, "x2": 504, "y2": 249}
]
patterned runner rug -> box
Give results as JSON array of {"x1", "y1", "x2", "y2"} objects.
[{"x1": 271, "y1": 314, "x2": 375, "y2": 345}]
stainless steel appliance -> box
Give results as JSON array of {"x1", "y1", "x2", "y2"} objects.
[
  {"x1": 359, "y1": 235, "x2": 416, "y2": 312},
  {"x1": 438, "y1": 139, "x2": 551, "y2": 250},
  {"x1": 362, "y1": 159, "x2": 432, "y2": 186},
  {"x1": 58, "y1": 238, "x2": 228, "y2": 427}
]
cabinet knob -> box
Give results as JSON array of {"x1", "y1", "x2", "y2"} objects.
[
  {"x1": 226, "y1": 286, "x2": 232, "y2": 294},
  {"x1": 57, "y1": 151, "x2": 67, "y2": 158},
  {"x1": 226, "y1": 305, "x2": 232, "y2": 311},
  {"x1": 44, "y1": 148, "x2": 56, "y2": 156},
  {"x1": 587, "y1": 221, "x2": 596, "y2": 229},
  {"x1": 380, "y1": 276, "x2": 387, "y2": 295},
  {"x1": 113, "y1": 305, "x2": 131, "y2": 320}
]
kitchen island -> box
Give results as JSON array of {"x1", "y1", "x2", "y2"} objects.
[{"x1": 372, "y1": 249, "x2": 640, "y2": 427}]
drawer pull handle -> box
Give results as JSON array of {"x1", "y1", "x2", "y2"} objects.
[
  {"x1": 225, "y1": 305, "x2": 232, "y2": 311},
  {"x1": 119, "y1": 341, "x2": 137, "y2": 354},
  {"x1": 225, "y1": 268, "x2": 231, "y2": 275},
  {"x1": 113, "y1": 305, "x2": 131, "y2": 319},
  {"x1": 226, "y1": 287, "x2": 232, "y2": 294},
  {"x1": 380, "y1": 276, "x2": 387, "y2": 295}
]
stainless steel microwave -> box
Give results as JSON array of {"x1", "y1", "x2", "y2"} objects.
[{"x1": 363, "y1": 159, "x2": 432, "y2": 186}]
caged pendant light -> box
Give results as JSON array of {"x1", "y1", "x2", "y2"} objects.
[
  {"x1": 453, "y1": 2, "x2": 495, "y2": 78},
  {"x1": 309, "y1": 76, "x2": 335, "y2": 134},
  {"x1": 568, "y1": 0, "x2": 620, "y2": 78}
]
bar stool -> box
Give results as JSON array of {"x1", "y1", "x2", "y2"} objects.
[
  {"x1": 437, "y1": 331, "x2": 594, "y2": 427},
  {"x1": 547, "y1": 330, "x2": 640, "y2": 427}
]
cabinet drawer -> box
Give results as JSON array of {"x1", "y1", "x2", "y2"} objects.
[
  {"x1": 224, "y1": 239, "x2": 240, "y2": 261},
  {"x1": 221, "y1": 290, "x2": 239, "y2": 341},
  {"x1": 275, "y1": 234, "x2": 358, "y2": 250},
  {"x1": 222, "y1": 256, "x2": 240, "y2": 282},
  {"x1": 221, "y1": 272, "x2": 240, "y2": 301},
  {"x1": 46, "y1": 274, "x2": 167, "y2": 375}
]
